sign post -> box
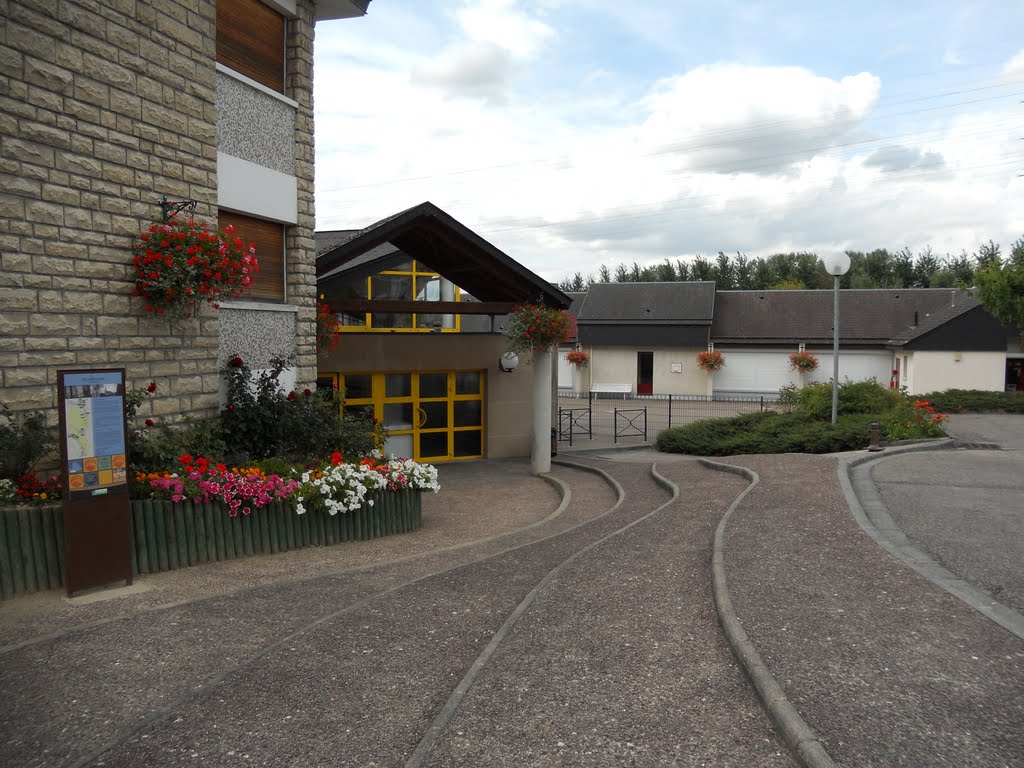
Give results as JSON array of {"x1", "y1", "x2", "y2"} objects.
[{"x1": 57, "y1": 369, "x2": 133, "y2": 595}]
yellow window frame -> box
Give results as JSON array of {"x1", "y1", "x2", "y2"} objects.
[{"x1": 337, "y1": 260, "x2": 462, "y2": 333}]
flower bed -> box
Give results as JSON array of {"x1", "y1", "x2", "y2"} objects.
[
  {"x1": 0, "y1": 492, "x2": 423, "y2": 600},
  {"x1": 0, "y1": 452, "x2": 440, "y2": 600}
]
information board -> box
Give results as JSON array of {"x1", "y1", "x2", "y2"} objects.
[
  {"x1": 58, "y1": 369, "x2": 132, "y2": 595},
  {"x1": 62, "y1": 370, "x2": 129, "y2": 495}
]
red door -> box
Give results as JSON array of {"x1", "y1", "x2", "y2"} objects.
[{"x1": 637, "y1": 351, "x2": 653, "y2": 395}]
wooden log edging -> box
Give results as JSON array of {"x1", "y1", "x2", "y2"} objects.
[{"x1": 0, "y1": 490, "x2": 423, "y2": 600}]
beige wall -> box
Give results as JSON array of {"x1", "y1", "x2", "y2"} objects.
[
  {"x1": 318, "y1": 334, "x2": 534, "y2": 459},
  {"x1": 588, "y1": 346, "x2": 708, "y2": 396},
  {"x1": 904, "y1": 351, "x2": 1006, "y2": 394}
]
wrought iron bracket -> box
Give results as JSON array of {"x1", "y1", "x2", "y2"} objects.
[{"x1": 158, "y1": 194, "x2": 198, "y2": 221}]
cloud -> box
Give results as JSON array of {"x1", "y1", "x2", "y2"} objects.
[
  {"x1": 863, "y1": 146, "x2": 945, "y2": 173},
  {"x1": 455, "y1": 0, "x2": 555, "y2": 58},
  {"x1": 635, "y1": 65, "x2": 881, "y2": 174},
  {"x1": 412, "y1": 41, "x2": 514, "y2": 104},
  {"x1": 312, "y1": 7, "x2": 1024, "y2": 287},
  {"x1": 1003, "y1": 49, "x2": 1024, "y2": 79}
]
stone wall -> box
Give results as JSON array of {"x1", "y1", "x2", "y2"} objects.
[
  {"x1": 286, "y1": 1, "x2": 318, "y2": 390},
  {"x1": 0, "y1": 0, "x2": 322, "y2": 429},
  {"x1": 0, "y1": 0, "x2": 221, "y2": 426}
]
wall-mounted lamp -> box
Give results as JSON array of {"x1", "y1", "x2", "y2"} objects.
[{"x1": 499, "y1": 352, "x2": 519, "y2": 373}]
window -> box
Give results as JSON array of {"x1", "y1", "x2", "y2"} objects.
[
  {"x1": 339, "y1": 261, "x2": 461, "y2": 332},
  {"x1": 218, "y1": 210, "x2": 285, "y2": 302},
  {"x1": 217, "y1": 0, "x2": 285, "y2": 93}
]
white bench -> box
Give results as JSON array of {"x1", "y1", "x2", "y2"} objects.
[{"x1": 591, "y1": 383, "x2": 631, "y2": 399}]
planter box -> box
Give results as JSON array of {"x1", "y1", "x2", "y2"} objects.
[{"x1": 0, "y1": 491, "x2": 422, "y2": 600}]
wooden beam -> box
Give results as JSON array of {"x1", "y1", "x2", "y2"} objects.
[{"x1": 325, "y1": 299, "x2": 518, "y2": 315}]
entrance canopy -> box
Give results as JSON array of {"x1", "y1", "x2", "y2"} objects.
[{"x1": 316, "y1": 201, "x2": 571, "y2": 316}]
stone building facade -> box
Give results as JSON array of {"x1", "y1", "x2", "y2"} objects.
[{"x1": 0, "y1": 0, "x2": 369, "y2": 428}]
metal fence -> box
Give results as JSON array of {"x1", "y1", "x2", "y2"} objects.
[{"x1": 557, "y1": 391, "x2": 786, "y2": 445}]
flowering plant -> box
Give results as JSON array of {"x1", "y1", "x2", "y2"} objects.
[
  {"x1": 789, "y1": 350, "x2": 819, "y2": 373},
  {"x1": 295, "y1": 451, "x2": 440, "y2": 516},
  {"x1": 696, "y1": 350, "x2": 725, "y2": 372},
  {"x1": 132, "y1": 215, "x2": 258, "y2": 318},
  {"x1": 136, "y1": 450, "x2": 439, "y2": 518},
  {"x1": 505, "y1": 304, "x2": 576, "y2": 354},
  {"x1": 139, "y1": 454, "x2": 302, "y2": 517},
  {"x1": 316, "y1": 300, "x2": 340, "y2": 354},
  {"x1": 565, "y1": 349, "x2": 590, "y2": 367},
  {"x1": 2, "y1": 471, "x2": 62, "y2": 503}
]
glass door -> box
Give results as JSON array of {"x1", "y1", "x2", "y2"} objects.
[{"x1": 336, "y1": 370, "x2": 485, "y2": 462}]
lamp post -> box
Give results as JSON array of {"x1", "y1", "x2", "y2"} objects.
[{"x1": 821, "y1": 252, "x2": 851, "y2": 424}]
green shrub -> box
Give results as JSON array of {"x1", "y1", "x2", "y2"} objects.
[
  {"x1": 796, "y1": 379, "x2": 902, "y2": 420},
  {"x1": 656, "y1": 411, "x2": 876, "y2": 456},
  {"x1": 130, "y1": 416, "x2": 227, "y2": 474},
  {"x1": 918, "y1": 389, "x2": 1024, "y2": 414},
  {"x1": 220, "y1": 355, "x2": 385, "y2": 463},
  {"x1": 0, "y1": 404, "x2": 55, "y2": 480}
]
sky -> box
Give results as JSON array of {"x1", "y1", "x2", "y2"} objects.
[{"x1": 312, "y1": 1, "x2": 1024, "y2": 285}]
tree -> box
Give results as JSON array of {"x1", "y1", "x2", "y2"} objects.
[
  {"x1": 690, "y1": 255, "x2": 714, "y2": 281},
  {"x1": 713, "y1": 252, "x2": 735, "y2": 289},
  {"x1": 975, "y1": 237, "x2": 1024, "y2": 329},
  {"x1": 557, "y1": 272, "x2": 585, "y2": 292},
  {"x1": 598, "y1": 264, "x2": 612, "y2": 283}
]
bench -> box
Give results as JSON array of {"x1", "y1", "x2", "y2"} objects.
[{"x1": 591, "y1": 383, "x2": 632, "y2": 399}]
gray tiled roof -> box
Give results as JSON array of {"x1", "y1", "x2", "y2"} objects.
[
  {"x1": 576, "y1": 282, "x2": 715, "y2": 324},
  {"x1": 711, "y1": 288, "x2": 976, "y2": 343},
  {"x1": 315, "y1": 229, "x2": 358, "y2": 256},
  {"x1": 887, "y1": 294, "x2": 982, "y2": 344}
]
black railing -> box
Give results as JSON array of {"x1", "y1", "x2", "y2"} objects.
[
  {"x1": 614, "y1": 408, "x2": 647, "y2": 443},
  {"x1": 555, "y1": 391, "x2": 784, "y2": 445},
  {"x1": 558, "y1": 407, "x2": 592, "y2": 446}
]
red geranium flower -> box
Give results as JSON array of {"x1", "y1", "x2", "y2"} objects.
[
  {"x1": 230, "y1": 356, "x2": 244, "y2": 367},
  {"x1": 147, "y1": 382, "x2": 157, "y2": 393}
]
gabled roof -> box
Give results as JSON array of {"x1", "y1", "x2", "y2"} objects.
[
  {"x1": 575, "y1": 282, "x2": 716, "y2": 325},
  {"x1": 711, "y1": 288, "x2": 975, "y2": 344},
  {"x1": 316, "y1": 202, "x2": 570, "y2": 309},
  {"x1": 886, "y1": 294, "x2": 982, "y2": 345}
]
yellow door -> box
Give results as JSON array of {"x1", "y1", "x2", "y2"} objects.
[{"x1": 332, "y1": 371, "x2": 485, "y2": 462}]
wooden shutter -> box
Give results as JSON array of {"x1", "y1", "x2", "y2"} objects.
[
  {"x1": 216, "y1": 0, "x2": 285, "y2": 93},
  {"x1": 218, "y1": 210, "x2": 285, "y2": 302}
]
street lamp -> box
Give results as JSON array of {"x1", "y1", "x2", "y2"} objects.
[{"x1": 821, "y1": 252, "x2": 851, "y2": 424}]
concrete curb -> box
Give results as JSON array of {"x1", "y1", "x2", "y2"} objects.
[
  {"x1": 698, "y1": 457, "x2": 837, "y2": 768},
  {"x1": 838, "y1": 444, "x2": 1024, "y2": 642}
]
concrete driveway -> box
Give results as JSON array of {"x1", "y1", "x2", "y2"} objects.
[{"x1": 866, "y1": 414, "x2": 1024, "y2": 614}]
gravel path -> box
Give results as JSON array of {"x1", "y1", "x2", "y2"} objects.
[
  {"x1": 428, "y1": 458, "x2": 794, "y2": 767},
  {"x1": 718, "y1": 453, "x2": 1024, "y2": 768}
]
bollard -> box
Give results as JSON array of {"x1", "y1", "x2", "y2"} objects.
[{"x1": 868, "y1": 421, "x2": 883, "y2": 452}]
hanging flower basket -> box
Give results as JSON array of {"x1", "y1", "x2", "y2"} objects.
[
  {"x1": 132, "y1": 215, "x2": 258, "y2": 318},
  {"x1": 504, "y1": 304, "x2": 576, "y2": 355},
  {"x1": 696, "y1": 350, "x2": 725, "y2": 372},
  {"x1": 316, "y1": 300, "x2": 340, "y2": 353},
  {"x1": 565, "y1": 349, "x2": 590, "y2": 367},
  {"x1": 789, "y1": 350, "x2": 819, "y2": 372}
]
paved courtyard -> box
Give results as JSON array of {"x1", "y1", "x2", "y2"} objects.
[{"x1": 0, "y1": 418, "x2": 1021, "y2": 767}]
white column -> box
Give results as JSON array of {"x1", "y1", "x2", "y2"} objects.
[{"x1": 531, "y1": 348, "x2": 552, "y2": 474}]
